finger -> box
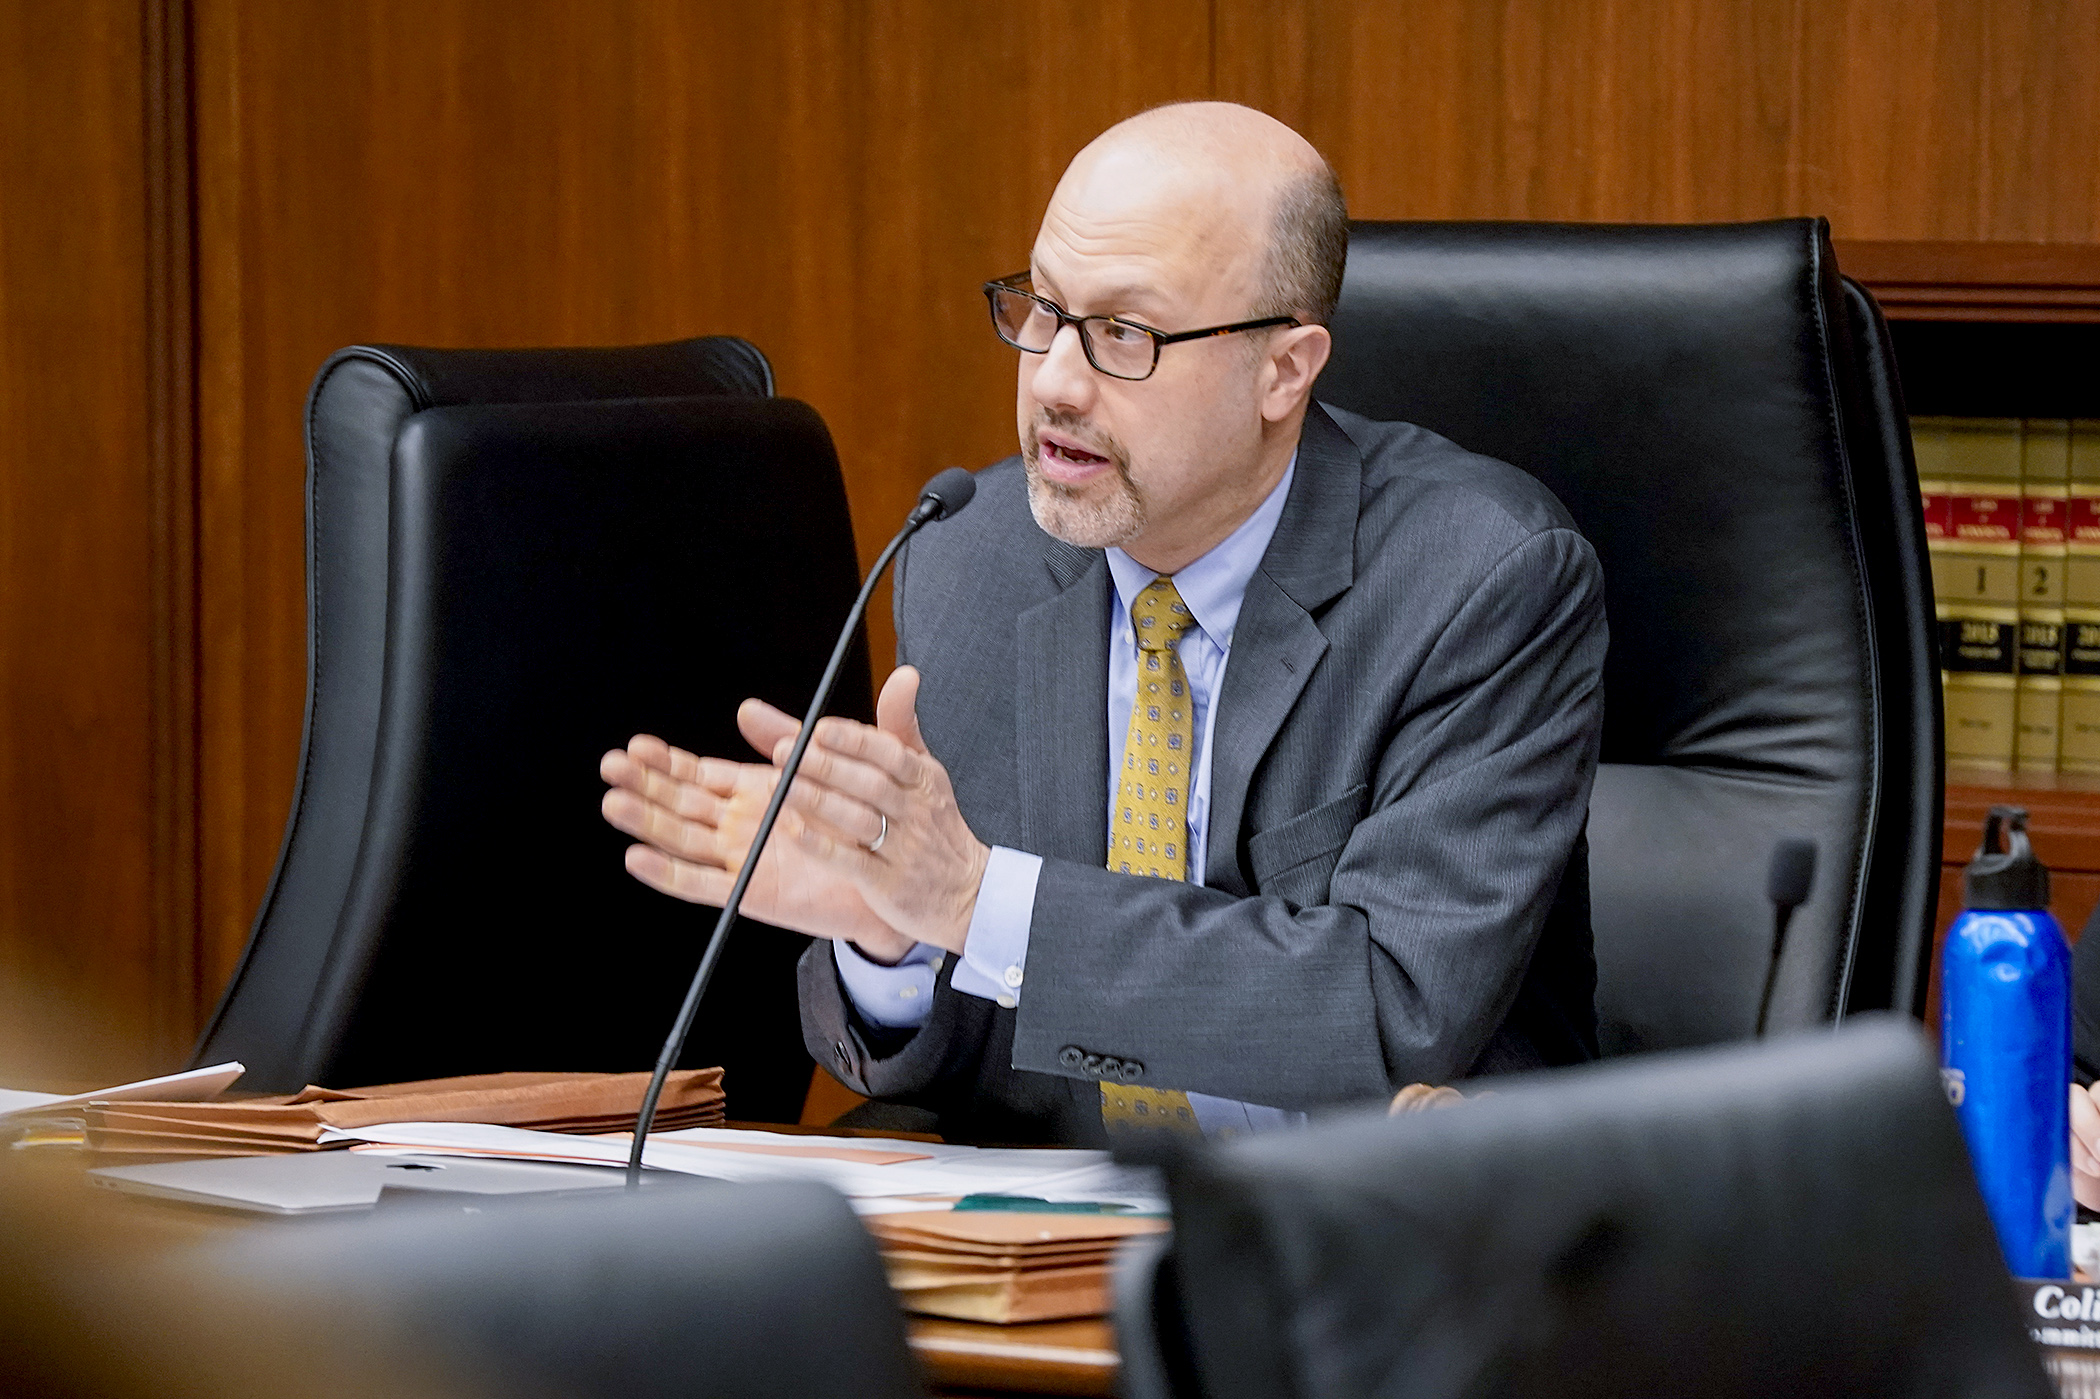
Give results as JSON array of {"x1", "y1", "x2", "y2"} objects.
[
  {"x1": 787, "y1": 732, "x2": 912, "y2": 814},
  {"x1": 2075, "y1": 1082, "x2": 2100, "y2": 1152},
  {"x1": 604, "y1": 749, "x2": 737, "y2": 824},
  {"x1": 624, "y1": 844, "x2": 737, "y2": 907},
  {"x1": 792, "y1": 812, "x2": 883, "y2": 883},
  {"x1": 602, "y1": 788, "x2": 731, "y2": 866},
  {"x1": 878, "y1": 666, "x2": 928, "y2": 754},
  {"x1": 738, "y1": 698, "x2": 802, "y2": 761},
  {"x1": 633, "y1": 753, "x2": 744, "y2": 813},
  {"x1": 2077, "y1": 1134, "x2": 2100, "y2": 1178},
  {"x1": 780, "y1": 778, "x2": 887, "y2": 848},
  {"x1": 805, "y1": 714, "x2": 926, "y2": 789}
]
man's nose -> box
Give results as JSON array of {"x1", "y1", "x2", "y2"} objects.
[{"x1": 1026, "y1": 322, "x2": 1097, "y2": 413}]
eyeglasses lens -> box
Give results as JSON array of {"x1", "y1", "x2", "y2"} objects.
[
  {"x1": 988, "y1": 283, "x2": 1158, "y2": 381},
  {"x1": 991, "y1": 287, "x2": 1058, "y2": 352},
  {"x1": 1081, "y1": 318, "x2": 1156, "y2": 379}
]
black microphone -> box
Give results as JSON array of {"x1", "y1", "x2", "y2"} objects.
[
  {"x1": 1755, "y1": 838, "x2": 1817, "y2": 1037},
  {"x1": 625, "y1": 467, "x2": 977, "y2": 1184}
]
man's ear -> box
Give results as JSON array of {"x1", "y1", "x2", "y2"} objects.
[{"x1": 1261, "y1": 323, "x2": 1333, "y2": 424}]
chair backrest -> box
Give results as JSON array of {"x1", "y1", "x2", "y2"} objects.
[
  {"x1": 1317, "y1": 219, "x2": 1941, "y2": 1052},
  {"x1": 1120, "y1": 1019, "x2": 2046, "y2": 1399},
  {"x1": 196, "y1": 341, "x2": 868, "y2": 1117},
  {"x1": 194, "y1": 1180, "x2": 924, "y2": 1399}
]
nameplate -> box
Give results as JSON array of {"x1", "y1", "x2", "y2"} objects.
[{"x1": 2020, "y1": 1279, "x2": 2100, "y2": 1351}]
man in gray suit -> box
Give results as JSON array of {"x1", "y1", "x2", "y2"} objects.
[{"x1": 601, "y1": 103, "x2": 1605, "y2": 1144}]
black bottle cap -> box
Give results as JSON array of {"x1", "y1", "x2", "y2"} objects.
[{"x1": 1963, "y1": 805, "x2": 2051, "y2": 911}]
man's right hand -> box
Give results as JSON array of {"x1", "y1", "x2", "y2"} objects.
[{"x1": 599, "y1": 735, "x2": 915, "y2": 963}]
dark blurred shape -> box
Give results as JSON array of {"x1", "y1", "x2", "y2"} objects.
[
  {"x1": 1118, "y1": 1018, "x2": 2047, "y2": 1399},
  {"x1": 1767, "y1": 838, "x2": 1819, "y2": 910},
  {"x1": 1758, "y1": 838, "x2": 1818, "y2": 1035},
  {"x1": 914, "y1": 466, "x2": 978, "y2": 521},
  {"x1": 194, "y1": 1179, "x2": 923, "y2": 1399},
  {"x1": 0, "y1": 1151, "x2": 453, "y2": 1399},
  {"x1": 1886, "y1": 321, "x2": 2100, "y2": 418},
  {"x1": 193, "y1": 340, "x2": 870, "y2": 1118},
  {"x1": 1320, "y1": 220, "x2": 1940, "y2": 1050}
]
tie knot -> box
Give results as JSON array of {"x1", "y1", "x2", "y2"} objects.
[{"x1": 1131, "y1": 577, "x2": 1195, "y2": 653}]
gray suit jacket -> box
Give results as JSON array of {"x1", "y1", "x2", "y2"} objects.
[{"x1": 799, "y1": 405, "x2": 1606, "y2": 1144}]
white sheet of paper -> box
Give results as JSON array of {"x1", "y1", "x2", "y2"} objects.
[
  {"x1": 325, "y1": 1120, "x2": 1164, "y2": 1209},
  {"x1": 0, "y1": 1061, "x2": 246, "y2": 1121}
]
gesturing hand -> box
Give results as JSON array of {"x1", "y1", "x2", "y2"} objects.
[
  {"x1": 599, "y1": 734, "x2": 914, "y2": 963},
  {"x1": 744, "y1": 666, "x2": 991, "y2": 956}
]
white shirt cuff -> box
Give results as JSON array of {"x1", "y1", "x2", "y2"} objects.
[
  {"x1": 950, "y1": 846, "x2": 1041, "y2": 1009},
  {"x1": 834, "y1": 940, "x2": 943, "y2": 1029}
]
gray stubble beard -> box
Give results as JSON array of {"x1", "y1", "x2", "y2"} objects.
[{"x1": 1021, "y1": 420, "x2": 1147, "y2": 550}]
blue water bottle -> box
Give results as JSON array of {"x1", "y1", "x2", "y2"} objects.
[{"x1": 1942, "y1": 804, "x2": 2073, "y2": 1279}]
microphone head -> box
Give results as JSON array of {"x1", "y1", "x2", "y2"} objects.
[
  {"x1": 917, "y1": 467, "x2": 977, "y2": 521},
  {"x1": 1766, "y1": 838, "x2": 1817, "y2": 910}
]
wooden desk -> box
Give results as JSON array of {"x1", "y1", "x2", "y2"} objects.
[{"x1": 37, "y1": 1151, "x2": 1121, "y2": 1398}]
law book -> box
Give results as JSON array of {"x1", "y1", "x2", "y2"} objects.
[
  {"x1": 1934, "y1": 418, "x2": 2025, "y2": 770},
  {"x1": 2065, "y1": 420, "x2": 2100, "y2": 775},
  {"x1": 2019, "y1": 421, "x2": 2072, "y2": 771}
]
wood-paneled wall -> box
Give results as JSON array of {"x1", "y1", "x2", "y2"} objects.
[
  {"x1": 6, "y1": 0, "x2": 2100, "y2": 1081},
  {"x1": 0, "y1": 2, "x2": 192, "y2": 1083}
]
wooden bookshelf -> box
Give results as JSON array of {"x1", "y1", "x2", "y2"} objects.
[
  {"x1": 1835, "y1": 240, "x2": 2100, "y2": 323},
  {"x1": 1839, "y1": 241, "x2": 2100, "y2": 1018}
]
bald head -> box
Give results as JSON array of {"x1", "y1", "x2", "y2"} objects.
[
  {"x1": 1015, "y1": 104, "x2": 1342, "y2": 572},
  {"x1": 1051, "y1": 103, "x2": 1348, "y2": 324}
]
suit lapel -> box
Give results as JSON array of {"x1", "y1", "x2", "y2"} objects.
[
  {"x1": 1201, "y1": 407, "x2": 1363, "y2": 893},
  {"x1": 1016, "y1": 541, "x2": 1111, "y2": 865}
]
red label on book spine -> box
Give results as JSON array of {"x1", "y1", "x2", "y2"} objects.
[
  {"x1": 2026, "y1": 495, "x2": 2070, "y2": 546},
  {"x1": 2072, "y1": 497, "x2": 2100, "y2": 546},
  {"x1": 1921, "y1": 488, "x2": 1950, "y2": 541},
  {"x1": 1949, "y1": 491, "x2": 2019, "y2": 542}
]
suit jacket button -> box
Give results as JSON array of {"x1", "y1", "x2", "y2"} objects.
[
  {"x1": 1099, "y1": 1057, "x2": 1123, "y2": 1078},
  {"x1": 1059, "y1": 1046, "x2": 1084, "y2": 1069},
  {"x1": 1083, "y1": 1053, "x2": 1104, "y2": 1074},
  {"x1": 1121, "y1": 1061, "x2": 1143, "y2": 1081}
]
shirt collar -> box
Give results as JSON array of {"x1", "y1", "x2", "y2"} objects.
[{"x1": 1106, "y1": 451, "x2": 1297, "y2": 652}]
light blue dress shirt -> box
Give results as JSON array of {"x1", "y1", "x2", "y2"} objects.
[{"x1": 834, "y1": 457, "x2": 1304, "y2": 1134}]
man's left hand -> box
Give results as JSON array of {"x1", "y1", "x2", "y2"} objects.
[{"x1": 744, "y1": 665, "x2": 991, "y2": 956}]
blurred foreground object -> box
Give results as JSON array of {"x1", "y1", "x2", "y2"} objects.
[
  {"x1": 190, "y1": 1178, "x2": 924, "y2": 1399},
  {"x1": 1118, "y1": 1018, "x2": 2047, "y2": 1399},
  {"x1": 0, "y1": 1153, "x2": 453, "y2": 1399}
]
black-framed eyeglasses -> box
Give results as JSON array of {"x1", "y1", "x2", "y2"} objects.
[{"x1": 982, "y1": 271, "x2": 1299, "y2": 382}]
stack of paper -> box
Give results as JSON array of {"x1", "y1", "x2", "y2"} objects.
[
  {"x1": 324, "y1": 1123, "x2": 1168, "y2": 1213},
  {"x1": 866, "y1": 1211, "x2": 1169, "y2": 1323},
  {"x1": 84, "y1": 1069, "x2": 724, "y2": 1158},
  {"x1": 1, "y1": 1062, "x2": 248, "y2": 1146}
]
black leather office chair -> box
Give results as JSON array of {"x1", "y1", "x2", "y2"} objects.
[
  {"x1": 1116, "y1": 1019, "x2": 2047, "y2": 1399},
  {"x1": 194, "y1": 341, "x2": 872, "y2": 1117},
  {"x1": 195, "y1": 1180, "x2": 925, "y2": 1399},
  {"x1": 1318, "y1": 220, "x2": 1940, "y2": 1052}
]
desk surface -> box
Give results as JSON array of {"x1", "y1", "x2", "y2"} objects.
[{"x1": 41, "y1": 1150, "x2": 1120, "y2": 1398}]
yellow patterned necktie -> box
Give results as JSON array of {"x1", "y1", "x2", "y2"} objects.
[{"x1": 1100, "y1": 576, "x2": 1202, "y2": 1138}]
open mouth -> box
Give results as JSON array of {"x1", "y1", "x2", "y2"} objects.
[{"x1": 1036, "y1": 430, "x2": 1112, "y2": 479}]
